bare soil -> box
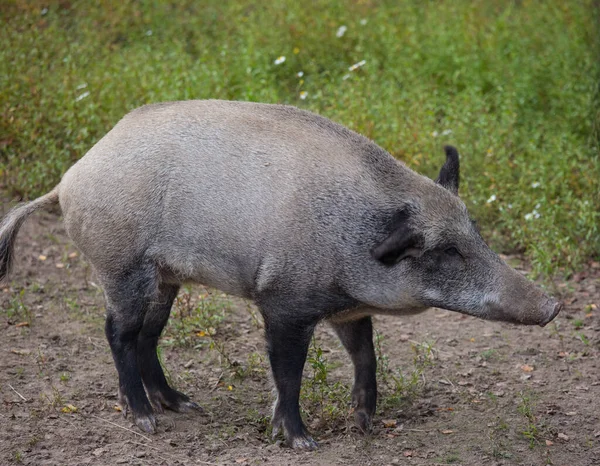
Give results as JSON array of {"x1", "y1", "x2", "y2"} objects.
[{"x1": 1, "y1": 209, "x2": 599, "y2": 466}]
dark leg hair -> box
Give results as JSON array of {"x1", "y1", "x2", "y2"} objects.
[
  {"x1": 102, "y1": 263, "x2": 159, "y2": 433},
  {"x1": 330, "y1": 316, "x2": 377, "y2": 433},
  {"x1": 137, "y1": 283, "x2": 200, "y2": 413},
  {"x1": 261, "y1": 305, "x2": 318, "y2": 449}
]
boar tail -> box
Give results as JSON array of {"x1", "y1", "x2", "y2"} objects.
[{"x1": 0, "y1": 187, "x2": 59, "y2": 282}]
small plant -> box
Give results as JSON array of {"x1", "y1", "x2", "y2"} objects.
[
  {"x1": 207, "y1": 338, "x2": 242, "y2": 376},
  {"x1": 479, "y1": 349, "x2": 497, "y2": 361},
  {"x1": 443, "y1": 452, "x2": 461, "y2": 464},
  {"x1": 27, "y1": 435, "x2": 40, "y2": 448},
  {"x1": 576, "y1": 332, "x2": 590, "y2": 346},
  {"x1": 64, "y1": 297, "x2": 80, "y2": 313},
  {"x1": 376, "y1": 334, "x2": 435, "y2": 410},
  {"x1": 234, "y1": 351, "x2": 266, "y2": 379},
  {"x1": 572, "y1": 319, "x2": 584, "y2": 330},
  {"x1": 488, "y1": 416, "x2": 513, "y2": 459},
  {"x1": 246, "y1": 408, "x2": 271, "y2": 432},
  {"x1": 4, "y1": 289, "x2": 31, "y2": 322},
  {"x1": 59, "y1": 372, "x2": 70, "y2": 383},
  {"x1": 374, "y1": 330, "x2": 391, "y2": 383},
  {"x1": 41, "y1": 386, "x2": 64, "y2": 409},
  {"x1": 300, "y1": 338, "x2": 350, "y2": 423},
  {"x1": 518, "y1": 391, "x2": 541, "y2": 448}
]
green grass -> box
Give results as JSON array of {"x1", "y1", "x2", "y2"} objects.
[{"x1": 1, "y1": 0, "x2": 599, "y2": 275}]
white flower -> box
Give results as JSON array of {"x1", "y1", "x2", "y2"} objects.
[
  {"x1": 441, "y1": 129, "x2": 453, "y2": 136},
  {"x1": 531, "y1": 181, "x2": 540, "y2": 188},
  {"x1": 75, "y1": 91, "x2": 90, "y2": 102},
  {"x1": 431, "y1": 131, "x2": 439, "y2": 138},
  {"x1": 507, "y1": 203, "x2": 513, "y2": 209},
  {"x1": 342, "y1": 74, "x2": 351, "y2": 80},
  {"x1": 296, "y1": 71, "x2": 304, "y2": 78},
  {"x1": 336, "y1": 25, "x2": 347, "y2": 38},
  {"x1": 348, "y1": 60, "x2": 366, "y2": 71},
  {"x1": 525, "y1": 210, "x2": 541, "y2": 221},
  {"x1": 274, "y1": 56, "x2": 286, "y2": 65},
  {"x1": 535, "y1": 203, "x2": 541, "y2": 209},
  {"x1": 76, "y1": 83, "x2": 87, "y2": 90},
  {"x1": 486, "y1": 194, "x2": 497, "y2": 204},
  {"x1": 299, "y1": 91, "x2": 308, "y2": 100},
  {"x1": 146, "y1": 30, "x2": 153, "y2": 36},
  {"x1": 360, "y1": 19, "x2": 368, "y2": 25}
]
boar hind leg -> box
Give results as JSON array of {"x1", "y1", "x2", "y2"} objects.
[
  {"x1": 261, "y1": 305, "x2": 318, "y2": 450},
  {"x1": 102, "y1": 262, "x2": 160, "y2": 433},
  {"x1": 137, "y1": 283, "x2": 201, "y2": 414},
  {"x1": 330, "y1": 317, "x2": 377, "y2": 433}
]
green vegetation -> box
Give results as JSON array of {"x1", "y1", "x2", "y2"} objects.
[
  {"x1": 376, "y1": 332, "x2": 435, "y2": 410},
  {"x1": 1, "y1": 1, "x2": 598, "y2": 275},
  {"x1": 517, "y1": 390, "x2": 547, "y2": 449},
  {"x1": 163, "y1": 287, "x2": 229, "y2": 348},
  {"x1": 301, "y1": 337, "x2": 351, "y2": 423}
]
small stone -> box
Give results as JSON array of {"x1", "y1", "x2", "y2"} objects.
[{"x1": 557, "y1": 432, "x2": 569, "y2": 441}]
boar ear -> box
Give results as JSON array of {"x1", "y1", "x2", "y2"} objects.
[
  {"x1": 371, "y1": 210, "x2": 424, "y2": 266},
  {"x1": 436, "y1": 145, "x2": 460, "y2": 195}
]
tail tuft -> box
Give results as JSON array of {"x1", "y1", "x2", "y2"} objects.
[{"x1": 0, "y1": 189, "x2": 59, "y2": 282}]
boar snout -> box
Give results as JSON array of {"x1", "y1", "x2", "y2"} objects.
[
  {"x1": 485, "y1": 264, "x2": 563, "y2": 327},
  {"x1": 486, "y1": 294, "x2": 562, "y2": 327},
  {"x1": 539, "y1": 300, "x2": 562, "y2": 327}
]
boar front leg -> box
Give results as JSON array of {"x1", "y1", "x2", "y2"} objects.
[
  {"x1": 261, "y1": 304, "x2": 318, "y2": 450},
  {"x1": 330, "y1": 317, "x2": 377, "y2": 433}
]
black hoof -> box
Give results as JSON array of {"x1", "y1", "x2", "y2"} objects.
[{"x1": 147, "y1": 388, "x2": 203, "y2": 414}]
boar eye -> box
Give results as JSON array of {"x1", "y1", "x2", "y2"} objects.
[{"x1": 444, "y1": 247, "x2": 461, "y2": 257}]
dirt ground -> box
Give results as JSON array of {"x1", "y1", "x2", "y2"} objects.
[{"x1": 1, "y1": 208, "x2": 599, "y2": 466}]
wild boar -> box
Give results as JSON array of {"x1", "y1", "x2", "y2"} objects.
[{"x1": 0, "y1": 100, "x2": 561, "y2": 449}]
